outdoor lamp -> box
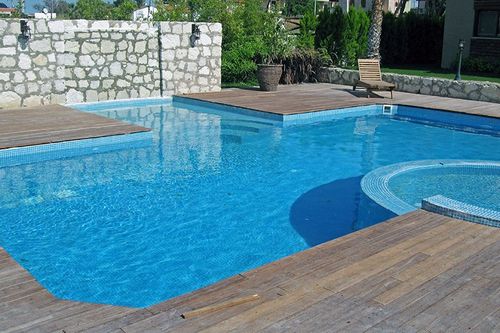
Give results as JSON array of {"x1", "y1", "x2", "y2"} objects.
[
  {"x1": 454, "y1": 39, "x2": 465, "y2": 81},
  {"x1": 20, "y1": 20, "x2": 31, "y2": 41},
  {"x1": 190, "y1": 24, "x2": 201, "y2": 47}
]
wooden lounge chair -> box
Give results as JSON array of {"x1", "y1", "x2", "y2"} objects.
[{"x1": 353, "y1": 59, "x2": 395, "y2": 98}]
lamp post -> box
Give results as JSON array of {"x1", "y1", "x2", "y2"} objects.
[{"x1": 454, "y1": 39, "x2": 465, "y2": 81}]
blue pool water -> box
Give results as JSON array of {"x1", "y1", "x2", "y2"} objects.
[
  {"x1": 0, "y1": 101, "x2": 499, "y2": 307},
  {"x1": 389, "y1": 164, "x2": 500, "y2": 211}
]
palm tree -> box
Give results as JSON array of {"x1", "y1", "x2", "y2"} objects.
[{"x1": 367, "y1": 0, "x2": 383, "y2": 59}]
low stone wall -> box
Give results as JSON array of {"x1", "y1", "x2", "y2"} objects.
[
  {"x1": 317, "y1": 67, "x2": 500, "y2": 103},
  {"x1": 0, "y1": 19, "x2": 222, "y2": 108}
]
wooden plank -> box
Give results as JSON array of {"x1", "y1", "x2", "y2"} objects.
[
  {"x1": 179, "y1": 83, "x2": 500, "y2": 118},
  {"x1": 181, "y1": 294, "x2": 260, "y2": 319},
  {"x1": 0, "y1": 105, "x2": 150, "y2": 149},
  {"x1": 0, "y1": 210, "x2": 499, "y2": 332}
]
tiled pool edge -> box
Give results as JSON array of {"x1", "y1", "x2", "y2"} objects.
[
  {"x1": 173, "y1": 95, "x2": 384, "y2": 126},
  {"x1": 174, "y1": 95, "x2": 500, "y2": 132},
  {"x1": 361, "y1": 160, "x2": 500, "y2": 225},
  {"x1": 0, "y1": 131, "x2": 153, "y2": 168},
  {"x1": 422, "y1": 195, "x2": 500, "y2": 228},
  {"x1": 68, "y1": 97, "x2": 173, "y2": 112}
]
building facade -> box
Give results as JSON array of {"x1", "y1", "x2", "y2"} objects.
[{"x1": 442, "y1": 0, "x2": 500, "y2": 68}]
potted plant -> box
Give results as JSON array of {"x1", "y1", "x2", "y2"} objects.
[{"x1": 256, "y1": 10, "x2": 292, "y2": 91}]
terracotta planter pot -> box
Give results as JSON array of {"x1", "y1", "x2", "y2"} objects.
[{"x1": 257, "y1": 64, "x2": 283, "y2": 91}]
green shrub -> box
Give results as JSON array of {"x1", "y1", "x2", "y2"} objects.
[
  {"x1": 256, "y1": 9, "x2": 294, "y2": 64},
  {"x1": 458, "y1": 57, "x2": 500, "y2": 76},
  {"x1": 380, "y1": 12, "x2": 443, "y2": 66},
  {"x1": 285, "y1": 0, "x2": 315, "y2": 16},
  {"x1": 341, "y1": 6, "x2": 369, "y2": 67},
  {"x1": 315, "y1": 6, "x2": 345, "y2": 63},
  {"x1": 111, "y1": 0, "x2": 137, "y2": 20},
  {"x1": 72, "y1": 0, "x2": 111, "y2": 19},
  {"x1": 314, "y1": 6, "x2": 369, "y2": 67},
  {"x1": 280, "y1": 48, "x2": 332, "y2": 84},
  {"x1": 222, "y1": 42, "x2": 260, "y2": 83},
  {"x1": 296, "y1": 11, "x2": 317, "y2": 49}
]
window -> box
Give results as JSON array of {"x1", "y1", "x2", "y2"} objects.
[{"x1": 476, "y1": 10, "x2": 500, "y2": 37}]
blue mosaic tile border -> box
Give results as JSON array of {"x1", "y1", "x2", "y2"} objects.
[
  {"x1": 281, "y1": 105, "x2": 382, "y2": 126},
  {"x1": 0, "y1": 132, "x2": 152, "y2": 168},
  {"x1": 173, "y1": 96, "x2": 384, "y2": 126},
  {"x1": 173, "y1": 97, "x2": 498, "y2": 133},
  {"x1": 69, "y1": 97, "x2": 172, "y2": 112},
  {"x1": 361, "y1": 159, "x2": 500, "y2": 216},
  {"x1": 422, "y1": 195, "x2": 499, "y2": 228},
  {"x1": 394, "y1": 105, "x2": 500, "y2": 136}
]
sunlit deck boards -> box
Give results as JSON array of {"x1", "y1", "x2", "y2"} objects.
[
  {"x1": 0, "y1": 105, "x2": 149, "y2": 150},
  {"x1": 1, "y1": 210, "x2": 499, "y2": 332},
  {"x1": 180, "y1": 83, "x2": 500, "y2": 118}
]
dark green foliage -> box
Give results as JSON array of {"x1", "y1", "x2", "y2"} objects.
[
  {"x1": 219, "y1": 0, "x2": 266, "y2": 82},
  {"x1": 380, "y1": 12, "x2": 444, "y2": 66},
  {"x1": 459, "y1": 57, "x2": 500, "y2": 77},
  {"x1": 314, "y1": 6, "x2": 344, "y2": 63},
  {"x1": 297, "y1": 11, "x2": 317, "y2": 49},
  {"x1": 112, "y1": 0, "x2": 137, "y2": 20},
  {"x1": 284, "y1": 0, "x2": 314, "y2": 16},
  {"x1": 280, "y1": 48, "x2": 332, "y2": 84},
  {"x1": 222, "y1": 41, "x2": 260, "y2": 83},
  {"x1": 314, "y1": 6, "x2": 369, "y2": 67},
  {"x1": 341, "y1": 6, "x2": 369, "y2": 66},
  {"x1": 72, "y1": 0, "x2": 111, "y2": 19}
]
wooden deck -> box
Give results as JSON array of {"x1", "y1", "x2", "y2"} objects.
[
  {"x1": 0, "y1": 105, "x2": 149, "y2": 150},
  {"x1": 1, "y1": 210, "x2": 499, "y2": 332},
  {"x1": 180, "y1": 83, "x2": 500, "y2": 118}
]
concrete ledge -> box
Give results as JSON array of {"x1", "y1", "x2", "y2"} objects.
[{"x1": 317, "y1": 67, "x2": 500, "y2": 103}]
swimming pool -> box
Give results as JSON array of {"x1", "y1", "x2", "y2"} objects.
[
  {"x1": 361, "y1": 160, "x2": 500, "y2": 215},
  {"x1": 0, "y1": 100, "x2": 499, "y2": 307}
]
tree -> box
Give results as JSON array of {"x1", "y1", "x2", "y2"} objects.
[
  {"x1": 285, "y1": 0, "x2": 314, "y2": 17},
  {"x1": 297, "y1": 10, "x2": 317, "y2": 49},
  {"x1": 153, "y1": 0, "x2": 190, "y2": 21},
  {"x1": 11, "y1": 0, "x2": 24, "y2": 17},
  {"x1": 114, "y1": 0, "x2": 143, "y2": 7},
  {"x1": 72, "y1": 0, "x2": 111, "y2": 19},
  {"x1": 367, "y1": 0, "x2": 383, "y2": 59},
  {"x1": 111, "y1": 0, "x2": 137, "y2": 20}
]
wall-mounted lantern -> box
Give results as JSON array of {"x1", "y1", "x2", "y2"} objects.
[
  {"x1": 454, "y1": 39, "x2": 465, "y2": 81},
  {"x1": 190, "y1": 24, "x2": 201, "y2": 47},
  {"x1": 20, "y1": 19, "x2": 31, "y2": 41}
]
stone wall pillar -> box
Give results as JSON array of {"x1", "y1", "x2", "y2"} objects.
[{"x1": 160, "y1": 22, "x2": 222, "y2": 95}]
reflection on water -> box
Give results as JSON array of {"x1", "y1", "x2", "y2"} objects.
[{"x1": 0, "y1": 101, "x2": 499, "y2": 307}]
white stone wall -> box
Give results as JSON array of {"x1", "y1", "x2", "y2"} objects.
[
  {"x1": 0, "y1": 19, "x2": 65, "y2": 107},
  {"x1": 160, "y1": 22, "x2": 222, "y2": 96},
  {"x1": 0, "y1": 19, "x2": 222, "y2": 108},
  {"x1": 318, "y1": 67, "x2": 500, "y2": 103}
]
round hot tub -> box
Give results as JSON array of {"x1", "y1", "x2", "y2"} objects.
[{"x1": 361, "y1": 160, "x2": 500, "y2": 216}]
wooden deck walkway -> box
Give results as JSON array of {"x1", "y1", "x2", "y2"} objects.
[
  {"x1": 180, "y1": 83, "x2": 500, "y2": 118},
  {"x1": 0, "y1": 105, "x2": 149, "y2": 150},
  {"x1": 1, "y1": 210, "x2": 498, "y2": 332}
]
